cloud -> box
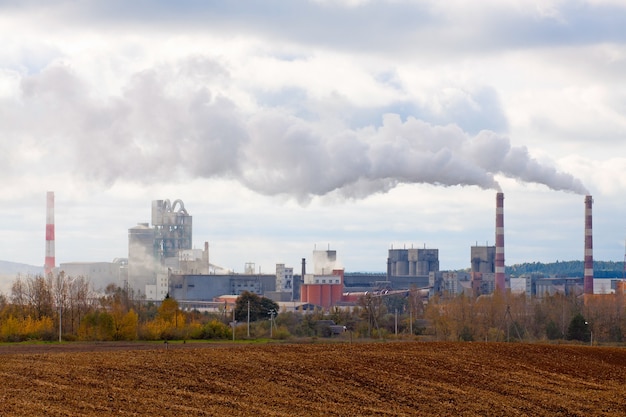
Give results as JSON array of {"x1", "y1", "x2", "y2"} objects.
[
  {"x1": 0, "y1": 60, "x2": 588, "y2": 202},
  {"x1": 3, "y1": 0, "x2": 624, "y2": 59}
]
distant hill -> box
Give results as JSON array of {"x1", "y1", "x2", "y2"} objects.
[
  {"x1": 0, "y1": 261, "x2": 43, "y2": 294},
  {"x1": 0, "y1": 260, "x2": 43, "y2": 277},
  {"x1": 507, "y1": 260, "x2": 625, "y2": 278}
]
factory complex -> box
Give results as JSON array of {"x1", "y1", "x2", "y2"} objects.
[{"x1": 46, "y1": 192, "x2": 606, "y2": 310}]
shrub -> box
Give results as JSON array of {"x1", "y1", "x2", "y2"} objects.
[{"x1": 202, "y1": 319, "x2": 231, "y2": 339}]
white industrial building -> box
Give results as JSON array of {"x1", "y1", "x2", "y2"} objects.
[{"x1": 59, "y1": 260, "x2": 127, "y2": 292}]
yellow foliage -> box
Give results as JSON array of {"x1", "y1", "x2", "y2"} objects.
[
  {"x1": 115, "y1": 309, "x2": 138, "y2": 341},
  {"x1": 141, "y1": 318, "x2": 168, "y2": 341},
  {"x1": 0, "y1": 315, "x2": 55, "y2": 341}
]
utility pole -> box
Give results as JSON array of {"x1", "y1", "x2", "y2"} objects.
[
  {"x1": 232, "y1": 307, "x2": 236, "y2": 341},
  {"x1": 247, "y1": 300, "x2": 250, "y2": 338},
  {"x1": 268, "y1": 309, "x2": 276, "y2": 338},
  {"x1": 58, "y1": 305, "x2": 62, "y2": 343}
]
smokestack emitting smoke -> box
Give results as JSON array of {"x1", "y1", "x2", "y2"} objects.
[
  {"x1": 495, "y1": 192, "x2": 505, "y2": 295},
  {"x1": 584, "y1": 195, "x2": 594, "y2": 295},
  {"x1": 14, "y1": 66, "x2": 589, "y2": 201},
  {"x1": 44, "y1": 191, "x2": 55, "y2": 275}
]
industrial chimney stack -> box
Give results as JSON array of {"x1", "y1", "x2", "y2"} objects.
[
  {"x1": 584, "y1": 195, "x2": 594, "y2": 295},
  {"x1": 44, "y1": 191, "x2": 55, "y2": 276},
  {"x1": 495, "y1": 192, "x2": 506, "y2": 295}
]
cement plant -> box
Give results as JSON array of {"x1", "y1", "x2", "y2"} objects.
[{"x1": 43, "y1": 190, "x2": 614, "y2": 313}]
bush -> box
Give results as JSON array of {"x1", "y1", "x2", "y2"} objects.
[
  {"x1": 202, "y1": 319, "x2": 231, "y2": 339},
  {"x1": 0, "y1": 315, "x2": 55, "y2": 342},
  {"x1": 546, "y1": 321, "x2": 562, "y2": 340},
  {"x1": 78, "y1": 311, "x2": 114, "y2": 341},
  {"x1": 273, "y1": 325, "x2": 291, "y2": 340},
  {"x1": 459, "y1": 326, "x2": 474, "y2": 342}
]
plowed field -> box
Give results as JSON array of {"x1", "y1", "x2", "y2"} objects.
[{"x1": 1, "y1": 341, "x2": 626, "y2": 416}]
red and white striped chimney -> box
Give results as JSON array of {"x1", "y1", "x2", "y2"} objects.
[
  {"x1": 584, "y1": 195, "x2": 594, "y2": 295},
  {"x1": 44, "y1": 191, "x2": 55, "y2": 276},
  {"x1": 495, "y1": 192, "x2": 506, "y2": 295}
]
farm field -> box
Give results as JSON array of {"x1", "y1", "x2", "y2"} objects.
[{"x1": 1, "y1": 341, "x2": 626, "y2": 416}]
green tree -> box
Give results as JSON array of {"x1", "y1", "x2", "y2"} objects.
[
  {"x1": 566, "y1": 313, "x2": 590, "y2": 342},
  {"x1": 78, "y1": 310, "x2": 115, "y2": 341},
  {"x1": 546, "y1": 320, "x2": 562, "y2": 340},
  {"x1": 235, "y1": 291, "x2": 279, "y2": 322}
]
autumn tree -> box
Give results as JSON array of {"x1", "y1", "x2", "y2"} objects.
[
  {"x1": 110, "y1": 307, "x2": 139, "y2": 341},
  {"x1": 65, "y1": 275, "x2": 96, "y2": 334},
  {"x1": 357, "y1": 293, "x2": 387, "y2": 338},
  {"x1": 78, "y1": 284, "x2": 138, "y2": 341},
  {"x1": 0, "y1": 293, "x2": 8, "y2": 317},
  {"x1": 141, "y1": 295, "x2": 186, "y2": 340},
  {"x1": 424, "y1": 295, "x2": 453, "y2": 341}
]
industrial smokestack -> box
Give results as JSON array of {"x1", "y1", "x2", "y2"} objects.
[
  {"x1": 44, "y1": 191, "x2": 55, "y2": 276},
  {"x1": 301, "y1": 258, "x2": 306, "y2": 281},
  {"x1": 584, "y1": 195, "x2": 594, "y2": 295},
  {"x1": 203, "y1": 241, "x2": 209, "y2": 266},
  {"x1": 495, "y1": 192, "x2": 505, "y2": 295}
]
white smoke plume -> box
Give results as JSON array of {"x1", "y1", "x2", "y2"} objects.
[{"x1": 1, "y1": 61, "x2": 588, "y2": 200}]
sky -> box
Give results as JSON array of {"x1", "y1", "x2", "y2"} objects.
[{"x1": 1, "y1": 0, "x2": 626, "y2": 279}]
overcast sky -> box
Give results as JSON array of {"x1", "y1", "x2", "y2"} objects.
[{"x1": 1, "y1": 0, "x2": 626, "y2": 278}]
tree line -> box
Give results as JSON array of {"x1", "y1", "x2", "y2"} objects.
[
  {"x1": 506, "y1": 260, "x2": 625, "y2": 278},
  {"x1": 0, "y1": 273, "x2": 284, "y2": 342},
  {"x1": 1, "y1": 272, "x2": 624, "y2": 344}
]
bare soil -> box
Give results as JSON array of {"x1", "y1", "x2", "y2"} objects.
[{"x1": 1, "y1": 341, "x2": 625, "y2": 416}]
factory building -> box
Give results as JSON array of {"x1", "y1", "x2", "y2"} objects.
[
  {"x1": 343, "y1": 272, "x2": 389, "y2": 292},
  {"x1": 176, "y1": 245, "x2": 211, "y2": 275},
  {"x1": 470, "y1": 245, "x2": 496, "y2": 296},
  {"x1": 127, "y1": 198, "x2": 287, "y2": 303},
  {"x1": 387, "y1": 248, "x2": 439, "y2": 276},
  {"x1": 168, "y1": 272, "x2": 276, "y2": 302},
  {"x1": 508, "y1": 274, "x2": 583, "y2": 298},
  {"x1": 128, "y1": 199, "x2": 195, "y2": 300},
  {"x1": 340, "y1": 247, "x2": 439, "y2": 297},
  {"x1": 152, "y1": 199, "x2": 192, "y2": 261},
  {"x1": 59, "y1": 259, "x2": 127, "y2": 292},
  {"x1": 128, "y1": 223, "x2": 156, "y2": 296},
  {"x1": 146, "y1": 271, "x2": 170, "y2": 301},
  {"x1": 429, "y1": 271, "x2": 472, "y2": 297},
  {"x1": 264, "y1": 263, "x2": 295, "y2": 302},
  {"x1": 386, "y1": 247, "x2": 438, "y2": 289},
  {"x1": 275, "y1": 264, "x2": 293, "y2": 293},
  {"x1": 300, "y1": 250, "x2": 344, "y2": 309}
]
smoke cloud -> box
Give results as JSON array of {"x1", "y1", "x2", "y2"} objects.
[{"x1": 2, "y1": 61, "x2": 588, "y2": 200}]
